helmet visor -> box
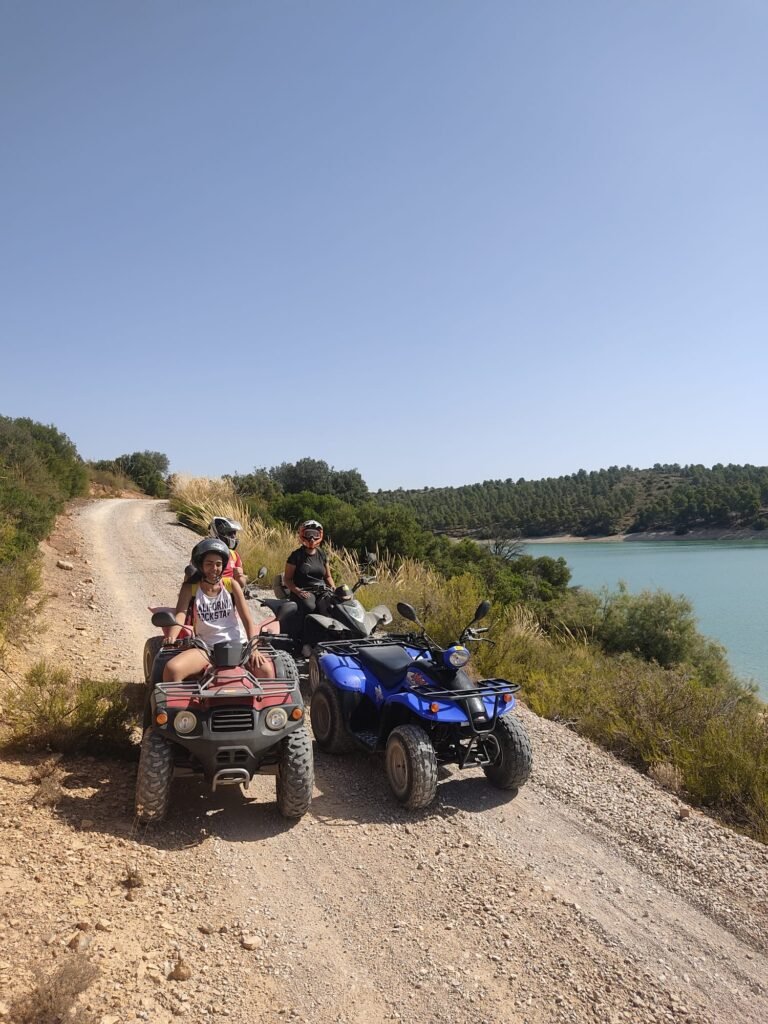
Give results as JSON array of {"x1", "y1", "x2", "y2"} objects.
[{"x1": 302, "y1": 528, "x2": 322, "y2": 541}]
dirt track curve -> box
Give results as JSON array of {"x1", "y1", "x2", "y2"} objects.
[{"x1": 1, "y1": 498, "x2": 767, "y2": 1024}]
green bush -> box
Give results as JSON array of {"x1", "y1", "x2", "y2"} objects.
[{"x1": 2, "y1": 661, "x2": 137, "y2": 755}]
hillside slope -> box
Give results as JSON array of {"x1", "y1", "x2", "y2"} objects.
[
  {"x1": 1, "y1": 498, "x2": 766, "y2": 1024},
  {"x1": 376, "y1": 464, "x2": 768, "y2": 537}
]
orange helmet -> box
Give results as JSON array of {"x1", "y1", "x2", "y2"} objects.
[{"x1": 299, "y1": 519, "x2": 323, "y2": 545}]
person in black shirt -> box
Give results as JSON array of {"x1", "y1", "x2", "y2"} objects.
[{"x1": 284, "y1": 519, "x2": 336, "y2": 617}]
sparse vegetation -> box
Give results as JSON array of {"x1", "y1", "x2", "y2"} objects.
[
  {"x1": 0, "y1": 416, "x2": 88, "y2": 658},
  {"x1": 1, "y1": 661, "x2": 138, "y2": 755},
  {"x1": 9, "y1": 953, "x2": 99, "y2": 1024}
]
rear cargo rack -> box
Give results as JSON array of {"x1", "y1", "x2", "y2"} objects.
[{"x1": 315, "y1": 635, "x2": 418, "y2": 654}]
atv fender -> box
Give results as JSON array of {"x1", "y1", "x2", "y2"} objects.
[{"x1": 317, "y1": 652, "x2": 366, "y2": 692}]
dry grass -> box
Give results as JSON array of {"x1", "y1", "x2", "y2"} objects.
[
  {"x1": 1, "y1": 661, "x2": 137, "y2": 755},
  {"x1": 9, "y1": 953, "x2": 99, "y2": 1024}
]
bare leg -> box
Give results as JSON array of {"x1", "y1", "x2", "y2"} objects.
[{"x1": 163, "y1": 648, "x2": 209, "y2": 681}]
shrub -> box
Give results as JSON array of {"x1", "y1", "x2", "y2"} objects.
[
  {"x1": 9, "y1": 954, "x2": 98, "y2": 1024},
  {"x1": 2, "y1": 662, "x2": 137, "y2": 755}
]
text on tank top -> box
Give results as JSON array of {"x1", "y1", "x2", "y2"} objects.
[{"x1": 194, "y1": 583, "x2": 245, "y2": 645}]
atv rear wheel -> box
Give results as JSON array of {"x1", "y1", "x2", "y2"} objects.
[
  {"x1": 272, "y1": 650, "x2": 300, "y2": 689},
  {"x1": 135, "y1": 728, "x2": 174, "y2": 823},
  {"x1": 385, "y1": 725, "x2": 438, "y2": 809},
  {"x1": 276, "y1": 724, "x2": 314, "y2": 819},
  {"x1": 307, "y1": 652, "x2": 321, "y2": 694},
  {"x1": 311, "y1": 683, "x2": 354, "y2": 753},
  {"x1": 143, "y1": 636, "x2": 164, "y2": 685},
  {"x1": 482, "y1": 714, "x2": 532, "y2": 792}
]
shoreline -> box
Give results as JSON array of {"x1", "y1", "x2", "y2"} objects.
[{"x1": 518, "y1": 528, "x2": 768, "y2": 544}]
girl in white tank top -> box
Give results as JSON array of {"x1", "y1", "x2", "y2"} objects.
[{"x1": 193, "y1": 582, "x2": 246, "y2": 646}]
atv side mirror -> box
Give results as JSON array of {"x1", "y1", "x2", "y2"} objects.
[
  {"x1": 396, "y1": 602, "x2": 419, "y2": 623},
  {"x1": 472, "y1": 600, "x2": 491, "y2": 623},
  {"x1": 257, "y1": 566, "x2": 268, "y2": 579},
  {"x1": 151, "y1": 610, "x2": 178, "y2": 628}
]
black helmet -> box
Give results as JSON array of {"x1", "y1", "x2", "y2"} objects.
[
  {"x1": 210, "y1": 516, "x2": 242, "y2": 550},
  {"x1": 191, "y1": 538, "x2": 231, "y2": 572}
]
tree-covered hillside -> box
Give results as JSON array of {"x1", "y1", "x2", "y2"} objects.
[{"x1": 375, "y1": 464, "x2": 768, "y2": 537}]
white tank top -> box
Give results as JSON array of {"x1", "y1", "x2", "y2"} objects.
[{"x1": 194, "y1": 584, "x2": 246, "y2": 646}]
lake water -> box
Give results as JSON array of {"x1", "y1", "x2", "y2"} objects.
[{"x1": 522, "y1": 540, "x2": 768, "y2": 698}]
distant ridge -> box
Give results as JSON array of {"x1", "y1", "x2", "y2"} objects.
[{"x1": 375, "y1": 464, "x2": 768, "y2": 538}]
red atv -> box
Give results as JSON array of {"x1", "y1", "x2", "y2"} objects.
[{"x1": 136, "y1": 610, "x2": 313, "y2": 823}]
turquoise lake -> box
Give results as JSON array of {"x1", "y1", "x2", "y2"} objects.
[{"x1": 522, "y1": 540, "x2": 768, "y2": 698}]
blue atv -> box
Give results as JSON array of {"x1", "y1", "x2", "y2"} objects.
[{"x1": 310, "y1": 599, "x2": 532, "y2": 809}]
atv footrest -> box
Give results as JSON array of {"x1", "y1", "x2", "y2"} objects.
[{"x1": 351, "y1": 729, "x2": 379, "y2": 750}]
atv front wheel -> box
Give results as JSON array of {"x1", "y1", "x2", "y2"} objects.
[
  {"x1": 276, "y1": 724, "x2": 314, "y2": 819},
  {"x1": 482, "y1": 714, "x2": 532, "y2": 792},
  {"x1": 385, "y1": 725, "x2": 438, "y2": 809},
  {"x1": 135, "y1": 728, "x2": 174, "y2": 823},
  {"x1": 143, "y1": 636, "x2": 164, "y2": 685},
  {"x1": 311, "y1": 683, "x2": 354, "y2": 753}
]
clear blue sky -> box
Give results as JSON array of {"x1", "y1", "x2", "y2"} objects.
[{"x1": 1, "y1": 1, "x2": 766, "y2": 490}]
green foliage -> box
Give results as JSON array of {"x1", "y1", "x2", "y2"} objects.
[
  {"x1": 92, "y1": 451, "x2": 169, "y2": 496},
  {"x1": 375, "y1": 463, "x2": 768, "y2": 537},
  {"x1": 2, "y1": 661, "x2": 137, "y2": 754},
  {"x1": 239, "y1": 457, "x2": 369, "y2": 505},
  {"x1": 0, "y1": 416, "x2": 88, "y2": 655}
]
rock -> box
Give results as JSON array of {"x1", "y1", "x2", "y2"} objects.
[
  {"x1": 96, "y1": 919, "x2": 111, "y2": 931},
  {"x1": 68, "y1": 931, "x2": 93, "y2": 952},
  {"x1": 169, "y1": 960, "x2": 192, "y2": 981},
  {"x1": 198, "y1": 924, "x2": 213, "y2": 935},
  {"x1": 678, "y1": 806, "x2": 691, "y2": 820},
  {"x1": 100, "y1": 1017, "x2": 120, "y2": 1024},
  {"x1": 57, "y1": 560, "x2": 75, "y2": 570},
  {"x1": 241, "y1": 934, "x2": 262, "y2": 950}
]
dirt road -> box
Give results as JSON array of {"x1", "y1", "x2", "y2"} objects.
[{"x1": 1, "y1": 498, "x2": 767, "y2": 1024}]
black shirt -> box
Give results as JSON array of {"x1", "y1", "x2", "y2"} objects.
[{"x1": 287, "y1": 547, "x2": 328, "y2": 590}]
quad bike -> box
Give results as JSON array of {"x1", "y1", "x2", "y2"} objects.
[
  {"x1": 248, "y1": 554, "x2": 393, "y2": 690},
  {"x1": 136, "y1": 610, "x2": 313, "y2": 823},
  {"x1": 310, "y1": 599, "x2": 532, "y2": 809}
]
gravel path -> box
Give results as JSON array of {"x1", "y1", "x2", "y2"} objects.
[{"x1": 1, "y1": 497, "x2": 766, "y2": 1024}]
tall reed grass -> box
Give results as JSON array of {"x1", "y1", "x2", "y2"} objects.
[{"x1": 170, "y1": 476, "x2": 768, "y2": 843}]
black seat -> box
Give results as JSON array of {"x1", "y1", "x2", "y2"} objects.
[
  {"x1": 261, "y1": 598, "x2": 292, "y2": 614},
  {"x1": 356, "y1": 645, "x2": 412, "y2": 689}
]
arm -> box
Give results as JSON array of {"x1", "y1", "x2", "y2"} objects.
[
  {"x1": 168, "y1": 583, "x2": 194, "y2": 642},
  {"x1": 323, "y1": 556, "x2": 335, "y2": 590}
]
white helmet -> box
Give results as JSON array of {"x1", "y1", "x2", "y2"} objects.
[{"x1": 210, "y1": 516, "x2": 242, "y2": 550}]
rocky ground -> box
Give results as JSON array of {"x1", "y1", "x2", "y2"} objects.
[{"x1": 0, "y1": 498, "x2": 766, "y2": 1024}]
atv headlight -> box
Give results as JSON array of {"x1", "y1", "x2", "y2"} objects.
[
  {"x1": 265, "y1": 707, "x2": 288, "y2": 731},
  {"x1": 444, "y1": 645, "x2": 471, "y2": 669},
  {"x1": 174, "y1": 711, "x2": 198, "y2": 734},
  {"x1": 347, "y1": 602, "x2": 365, "y2": 623}
]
